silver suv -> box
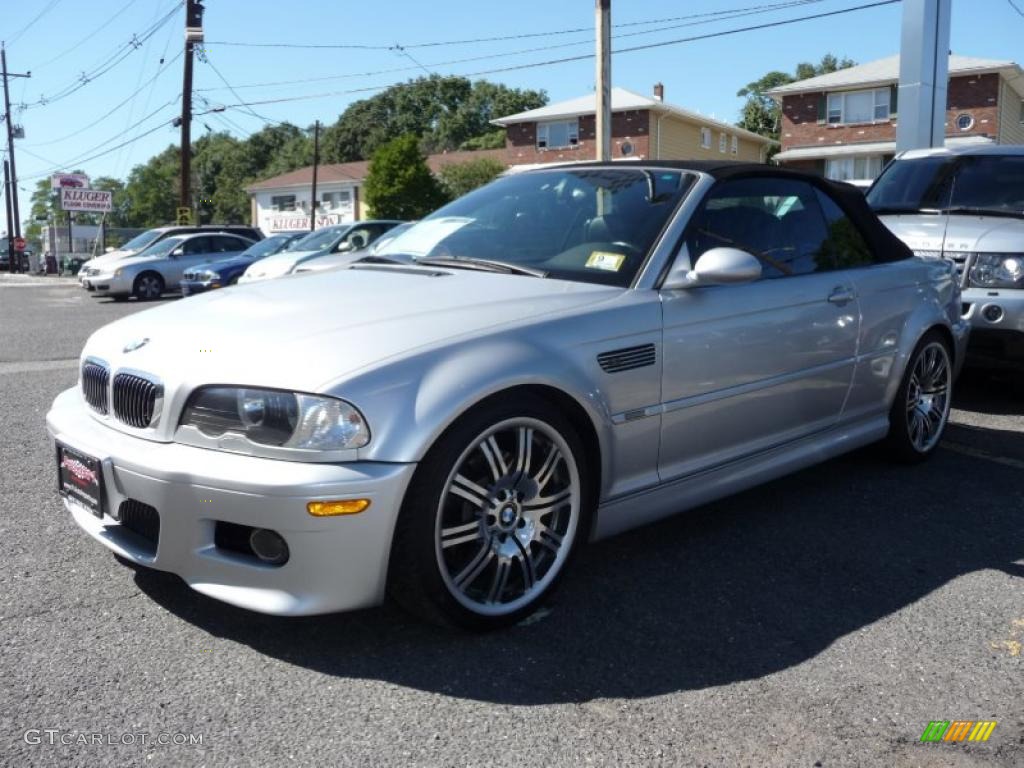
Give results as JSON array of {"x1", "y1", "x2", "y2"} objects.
[{"x1": 869, "y1": 145, "x2": 1024, "y2": 368}]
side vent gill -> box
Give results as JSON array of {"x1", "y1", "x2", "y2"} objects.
[{"x1": 597, "y1": 343, "x2": 656, "y2": 374}]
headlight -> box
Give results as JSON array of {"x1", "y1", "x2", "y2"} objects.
[
  {"x1": 198, "y1": 270, "x2": 221, "y2": 281},
  {"x1": 969, "y1": 253, "x2": 1024, "y2": 289},
  {"x1": 179, "y1": 386, "x2": 369, "y2": 450}
]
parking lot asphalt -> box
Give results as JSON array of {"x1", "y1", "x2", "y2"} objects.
[{"x1": 2, "y1": 280, "x2": 1022, "y2": 767}]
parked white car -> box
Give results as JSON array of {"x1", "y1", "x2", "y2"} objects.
[
  {"x1": 293, "y1": 222, "x2": 417, "y2": 274},
  {"x1": 80, "y1": 233, "x2": 253, "y2": 300},
  {"x1": 237, "y1": 221, "x2": 402, "y2": 283}
]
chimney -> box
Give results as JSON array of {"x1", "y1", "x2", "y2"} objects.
[{"x1": 653, "y1": 82, "x2": 664, "y2": 102}]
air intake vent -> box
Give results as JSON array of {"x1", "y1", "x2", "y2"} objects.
[
  {"x1": 81, "y1": 360, "x2": 110, "y2": 414},
  {"x1": 112, "y1": 373, "x2": 161, "y2": 428},
  {"x1": 597, "y1": 344, "x2": 656, "y2": 373},
  {"x1": 117, "y1": 499, "x2": 160, "y2": 555}
]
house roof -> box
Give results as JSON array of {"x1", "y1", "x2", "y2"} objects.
[
  {"x1": 491, "y1": 86, "x2": 775, "y2": 145},
  {"x1": 766, "y1": 54, "x2": 1024, "y2": 97},
  {"x1": 245, "y1": 148, "x2": 506, "y2": 193}
]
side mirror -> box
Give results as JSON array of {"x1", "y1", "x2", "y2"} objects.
[
  {"x1": 663, "y1": 247, "x2": 762, "y2": 290},
  {"x1": 170, "y1": 247, "x2": 184, "y2": 258}
]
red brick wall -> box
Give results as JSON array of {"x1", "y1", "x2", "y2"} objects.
[
  {"x1": 779, "y1": 73, "x2": 1002, "y2": 152},
  {"x1": 505, "y1": 110, "x2": 651, "y2": 165}
]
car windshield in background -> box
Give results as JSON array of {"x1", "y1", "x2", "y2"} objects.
[
  {"x1": 119, "y1": 229, "x2": 164, "y2": 253},
  {"x1": 140, "y1": 236, "x2": 186, "y2": 258},
  {"x1": 376, "y1": 168, "x2": 693, "y2": 286},
  {"x1": 868, "y1": 155, "x2": 1024, "y2": 216},
  {"x1": 290, "y1": 227, "x2": 344, "y2": 252},
  {"x1": 242, "y1": 236, "x2": 293, "y2": 258}
]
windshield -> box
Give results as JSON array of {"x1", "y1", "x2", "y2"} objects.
[
  {"x1": 119, "y1": 229, "x2": 165, "y2": 253},
  {"x1": 289, "y1": 227, "x2": 345, "y2": 252},
  {"x1": 868, "y1": 155, "x2": 1024, "y2": 214},
  {"x1": 376, "y1": 168, "x2": 692, "y2": 286},
  {"x1": 241, "y1": 235, "x2": 293, "y2": 258},
  {"x1": 139, "y1": 236, "x2": 186, "y2": 258}
]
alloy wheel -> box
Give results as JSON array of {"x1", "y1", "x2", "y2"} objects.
[
  {"x1": 434, "y1": 417, "x2": 580, "y2": 617},
  {"x1": 905, "y1": 341, "x2": 952, "y2": 453},
  {"x1": 136, "y1": 275, "x2": 162, "y2": 300}
]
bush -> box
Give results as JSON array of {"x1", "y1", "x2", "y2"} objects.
[
  {"x1": 437, "y1": 157, "x2": 505, "y2": 200},
  {"x1": 363, "y1": 134, "x2": 449, "y2": 219}
]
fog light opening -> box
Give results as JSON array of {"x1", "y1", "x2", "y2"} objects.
[
  {"x1": 981, "y1": 304, "x2": 1004, "y2": 323},
  {"x1": 249, "y1": 528, "x2": 290, "y2": 565}
]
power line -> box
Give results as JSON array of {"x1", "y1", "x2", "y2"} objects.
[
  {"x1": 208, "y1": 0, "x2": 902, "y2": 112},
  {"x1": 196, "y1": 0, "x2": 832, "y2": 95},
  {"x1": 1008, "y1": 0, "x2": 1024, "y2": 18},
  {"x1": 26, "y1": 0, "x2": 144, "y2": 71},
  {"x1": 24, "y1": 50, "x2": 182, "y2": 147},
  {"x1": 204, "y1": 0, "x2": 829, "y2": 51},
  {"x1": 19, "y1": 2, "x2": 182, "y2": 111},
  {"x1": 200, "y1": 55, "x2": 283, "y2": 125},
  {"x1": 5, "y1": 0, "x2": 65, "y2": 48}
]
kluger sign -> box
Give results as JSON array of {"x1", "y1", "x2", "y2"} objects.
[{"x1": 61, "y1": 188, "x2": 114, "y2": 213}]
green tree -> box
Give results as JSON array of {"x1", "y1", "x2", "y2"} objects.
[
  {"x1": 736, "y1": 54, "x2": 856, "y2": 143},
  {"x1": 122, "y1": 144, "x2": 180, "y2": 227},
  {"x1": 322, "y1": 76, "x2": 545, "y2": 161},
  {"x1": 437, "y1": 157, "x2": 505, "y2": 199},
  {"x1": 363, "y1": 134, "x2": 448, "y2": 219}
]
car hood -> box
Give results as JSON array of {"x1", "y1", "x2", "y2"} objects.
[
  {"x1": 879, "y1": 213, "x2": 1024, "y2": 255},
  {"x1": 241, "y1": 249, "x2": 323, "y2": 280},
  {"x1": 84, "y1": 267, "x2": 621, "y2": 393},
  {"x1": 293, "y1": 251, "x2": 375, "y2": 273},
  {"x1": 100, "y1": 253, "x2": 165, "y2": 271},
  {"x1": 80, "y1": 248, "x2": 138, "y2": 270}
]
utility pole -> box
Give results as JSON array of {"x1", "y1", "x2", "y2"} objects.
[
  {"x1": 3, "y1": 159, "x2": 13, "y2": 270},
  {"x1": 896, "y1": 0, "x2": 952, "y2": 152},
  {"x1": 310, "y1": 120, "x2": 320, "y2": 232},
  {"x1": 595, "y1": 0, "x2": 611, "y2": 162},
  {"x1": 2, "y1": 44, "x2": 31, "y2": 268},
  {"x1": 180, "y1": 0, "x2": 204, "y2": 219}
]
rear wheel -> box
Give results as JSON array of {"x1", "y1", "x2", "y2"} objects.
[
  {"x1": 885, "y1": 331, "x2": 953, "y2": 463},
  {"x1": 389, "y1": 395, "x2": 591, "y2": 629},
  {"x1": 132, "y1": 272, "x2": 164, "y2": 301}
]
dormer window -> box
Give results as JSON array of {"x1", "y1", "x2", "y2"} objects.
[{"x1": 537, "y1": 119, "x2": 579, "y2": 150}]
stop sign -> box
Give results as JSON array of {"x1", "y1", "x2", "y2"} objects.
[{"x1": 13, "y1": 237, "x2": 26, "y2": 252}]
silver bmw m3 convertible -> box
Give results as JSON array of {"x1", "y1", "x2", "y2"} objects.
[{"x1": 47, "y1": 162, "x2": 969, "y2": 629}]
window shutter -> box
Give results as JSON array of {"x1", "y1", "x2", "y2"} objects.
[
  {"x1": 817, "y1": 94, "x2": 827, "y2": 124},
  {"x1": 890, "y1": 84, "x2": 898, "y2": 117}
]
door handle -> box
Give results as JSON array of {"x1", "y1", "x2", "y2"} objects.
[{"x1": 827, "y1": 287, "x2": 855, "y2": 306}]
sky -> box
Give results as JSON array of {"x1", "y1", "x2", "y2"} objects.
[{"x1": 2, "y1": 0, "x2": 1024, "y2": 210}]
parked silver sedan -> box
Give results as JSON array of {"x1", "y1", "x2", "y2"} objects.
[{"x1": 47, "y1": 162, "x2": 968, "y2": 629}]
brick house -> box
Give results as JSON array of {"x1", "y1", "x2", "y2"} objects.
[
  {"x1": 768, "y1": 55, "x2": 1024, "y2": 183},
  {"x1": 492, "y1": 86, "x2": 775, "y2": 167}
]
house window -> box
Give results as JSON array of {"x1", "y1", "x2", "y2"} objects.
[
  {"x1": 700, "y1": 127, "x2": 712, "y2": 149},
  {"x1": 731, "y1": 136, "x2": 739, "y2": 155},
  {"x1": 825, "y1": 155, "x2": 885, "y2": 181},
  {"x1": 956, "y1": 113, "x2": 975, "y2": 132},
  {"x1": 271, "y1": 195, "x2": 296, "y2": 212},
  {"x1": 719, "y1": 133, "x2": 727, "y2": 153},
  {"x1": 826, "y1": 88, "x2": 890, "y2": 124},
  {"x1": 321, "y1": 192, "x2": 336, "y2": 209},
  {"x1": 337, "y1": 189, "x2": 352, "y2": 207},
  {"x1": 536, "y1": 119, "x2": 579, "y2": 150}
]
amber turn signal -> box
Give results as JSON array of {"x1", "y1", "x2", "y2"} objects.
[{"x1": 307, "y1": 499, "x2": 371, "y2": 517}]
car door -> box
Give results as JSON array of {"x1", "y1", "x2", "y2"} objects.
[
  {"x1": 657, "y1": 176, "x2": 862, "y2": 481},
  {"x1": 165, "y1": 236, "x2": 212, "y2": 284},
  {"x1": 207, "y1": 235, "x2": 249, "y2": 263}
]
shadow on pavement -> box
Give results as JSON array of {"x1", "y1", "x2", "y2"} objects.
[{"x1": 133, "y1": 428, "x2": 1024, "y2": 704}]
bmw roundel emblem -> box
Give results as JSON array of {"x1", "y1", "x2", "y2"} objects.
[{"x1": 123, "y1": 337, "x2": 150, "y2": 353}]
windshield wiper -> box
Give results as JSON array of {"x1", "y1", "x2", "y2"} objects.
[
  {"x1": 942, "y1": 206, "x2": 1024, "y2": 219},
  {"x1": 870, "y1": 206, "x2": 943, "y2": 215},
  {"x1": 415, "y1": 256, "x2": 547, "y2": 278}
]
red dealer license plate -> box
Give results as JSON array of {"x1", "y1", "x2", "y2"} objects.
[{"x1": 56, "y1": 442, "x2": 104, "y2": 518}]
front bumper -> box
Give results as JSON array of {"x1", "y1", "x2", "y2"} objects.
[
  {"x1": 962, "y1": 288, "x2": 1024, "y2": 365},
  {"x1": 81, "y1": 272, "x2": 129, "y2": 295},
  {"x1": 46, "y1": 387, "x2": 416, "y2": 616},
  {"x1": 180, "y1": 279, "x2": 219, "y2": 296}
]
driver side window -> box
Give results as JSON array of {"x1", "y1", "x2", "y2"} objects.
[{"x1": 686, "y1": 177, "x2": 832, "y2": 279}]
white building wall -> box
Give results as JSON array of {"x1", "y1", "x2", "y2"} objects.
[{"x1": 253, "y1": 181, "x2": 360, "y2": 234}]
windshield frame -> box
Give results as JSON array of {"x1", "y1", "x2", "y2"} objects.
[
  {"x1": 137, "y1": 235, "x2": 187, "y2": 258},
  {"x1": 118, "y1": 229, "x2": 166, "y2": 254},
  {"x1": 376, "y1": 166, "x2": 697, "y2": 288},
  {"x1": 288, "y1": 226, "x2": 348, "y2": 253}
]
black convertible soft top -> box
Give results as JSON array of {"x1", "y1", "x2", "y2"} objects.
[{"x1": 546, "y1": 160, "x2": 915, "y2": 264}]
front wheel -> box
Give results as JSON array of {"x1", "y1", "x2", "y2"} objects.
[
  {"x1": 885, "y1": 331, "x2": 953, "y2": 463},
  {"x1": 132, "y1": 272, "x2": 164, "y2": 301},
  {"x1": 389, "y1": 395, "x2": 591, "y2": 629}
]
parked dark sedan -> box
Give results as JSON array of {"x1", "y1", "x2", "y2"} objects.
[{"x1": 180, "y1": 233, "x2": 304, "y2": 296}]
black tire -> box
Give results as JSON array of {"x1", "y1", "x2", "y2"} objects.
[
  {"x1": 885, "y1": 330, "x2": 953, "y2": 464},
  {"x1": 132, "y1": 272, "x2": 164, "y2": 301},
  {"x1": 388, "y1": 393, "x2": 594, "y2": 630}
]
